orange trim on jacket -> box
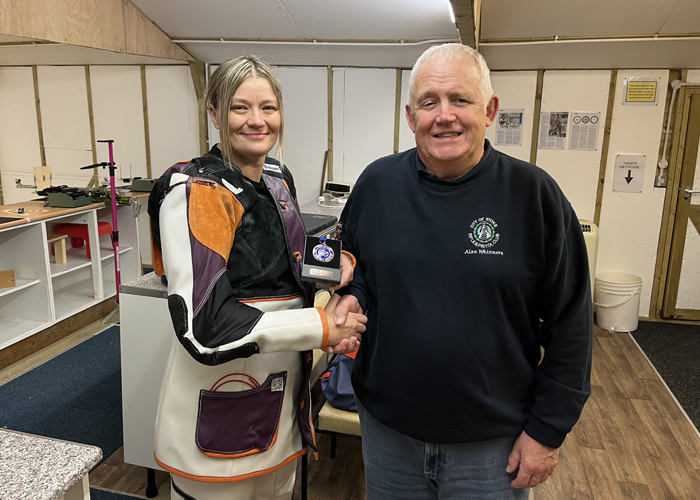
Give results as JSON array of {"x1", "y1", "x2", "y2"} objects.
[
  {"x1": 239, "y1": 294, "x2": 302, "y2": 304},
  {"x1": 154, "y1": 448, "x2": 307, "y2": 483},
  {"x1": 317, "y1": 307, "x2": 329, "y2": 350}
]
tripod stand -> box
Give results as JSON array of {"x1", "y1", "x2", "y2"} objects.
[{"x1": 80, "y1": 140, "x2": 121, "y2": 319}]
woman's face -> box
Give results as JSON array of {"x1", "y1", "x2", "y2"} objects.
[{"x1": 213, "y1": 76, "x2": 281, "y2": 164}]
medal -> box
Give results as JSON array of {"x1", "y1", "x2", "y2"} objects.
[{"x1": 312, "y1": 237, "x2": 335, "y2": 263}]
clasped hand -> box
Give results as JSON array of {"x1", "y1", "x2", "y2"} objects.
[{"x1": 324, "y1": 293, "x2": 365, "y2": 354}]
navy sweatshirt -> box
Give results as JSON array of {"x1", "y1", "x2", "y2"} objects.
[{"x1": 338, "y1": 141, "x2": 593, "y2": 448}]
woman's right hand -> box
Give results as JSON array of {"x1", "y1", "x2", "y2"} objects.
[{"x1": 324, "y1": 293, "x2": 367, "y2": 353}]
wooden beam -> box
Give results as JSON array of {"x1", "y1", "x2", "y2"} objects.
[
  {"x1": 650, "y1": 70, "x2": 684, "y2": 317},
  {"x1": 594, "y1": 69, "x2": 618, "y2": 227},
  {"x1": 85, "y1": 65, "x2": 99, "y2": 188},
  {"x1": 32, "y1": 65, "x2": 46, "y2": 167},
  {"x1": 0, "y1": 0, "x2": 192, "y2": 62},
  {"x1": 188, "y1": 60, "x2": 209, "y2": 156},
  {"x1": 393, "y1": 69, "x2": 402, "y2": 154},
  {"x1": 529, "y1": 70, "x2": 544, "y2": 166},
  {"x1": 450, "y1": 0, "x2": 480, "y2": 49},
  {"x1": 140, "y1": 65, "x2": 152, "y2": 179},
  {"x1": 327, "y1": 67, "x2": 334, "y2": 182}
]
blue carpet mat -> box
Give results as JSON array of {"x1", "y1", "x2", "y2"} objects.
[
  {"x1": 0, "y1": 325, "x2": 122, "y2": 463},
  {"x1": 631, "y1": 320, "x2": 700, "y2": 430},
  {"x1": 90, "y1": 488, "x2": 139, "y2": 500}
]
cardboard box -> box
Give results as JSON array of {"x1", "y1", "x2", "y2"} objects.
[{"x1": 0, "y1": 270, "x2": 16, "y2": 289}]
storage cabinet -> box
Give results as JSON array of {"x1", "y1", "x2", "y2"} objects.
[{"x1": 0, "y1": 203, "x2": 141, "y2": 350}]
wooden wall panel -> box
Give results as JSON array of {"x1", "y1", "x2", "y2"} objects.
[
  {"x1": 90, "y1": 66, "x2": 148, "y2": 180},
  {"x1": 36, "y1": 66, "x2": 94, "y2": 187},
  {"x1": 0, "y1": 67, "x2": 42, "y2": 205},
  {"x1": 276, "y1": 66, "x2": 328, "y2": 205},
  {"x1": 145, "y1": 65, "x2": 200, "y2": 178}
]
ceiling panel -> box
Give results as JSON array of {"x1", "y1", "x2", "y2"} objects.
[
  {"x1": 481, "y1": 0, "x2": 678, "y2": 40},
  {"x1": 280, "y1": 0, "x2": 458, "y2": 40},
  {"x1": 481, "y1": 38, "x2": 700, "y2": 70},
  {"x1": 180, "y1": 41, "x2": 439, "y2": 68},
  {"x1": 131, "y1": 0, "x2": 303, "y2": 39},
  {"x1": 659, "y1": 0, "x2": 700, "y2": 34}
]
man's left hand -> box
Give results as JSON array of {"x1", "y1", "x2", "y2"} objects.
[
  {"x1": 329, "y1": 254, "x2": 354, "y2": 291},
  {"x1": 506, "y1": 431, "x2": 559, "y2": 488}
]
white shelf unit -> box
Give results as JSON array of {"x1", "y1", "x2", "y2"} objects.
[
  {"x1": 0, "y1": 222, "x2": 51, "y2": 350},
  {"x1": 0, "y1": 203, "x2": 141, "y2": 350}
]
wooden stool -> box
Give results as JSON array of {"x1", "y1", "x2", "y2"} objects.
[
  {"x1": 316, "y1": 400, "x2": 362, "y2": 458},
  {"x1": 54, "y1": 222, "x2": 112, "y2": 259},
  {"x1": 47, "y1": 233, "x2": 68, "y2": 264}
]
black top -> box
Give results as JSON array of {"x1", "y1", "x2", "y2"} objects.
[{"x1": 338, "y1": 140, "x2": 593, "y2": 448}]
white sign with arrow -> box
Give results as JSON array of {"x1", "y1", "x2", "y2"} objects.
[{"x1": 613, "y1": 154, "x2": 645, "y2": 193}]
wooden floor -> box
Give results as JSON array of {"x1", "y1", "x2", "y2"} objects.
[{"x1": 5, "y1": 321, "x2": 700, "y2": 499}]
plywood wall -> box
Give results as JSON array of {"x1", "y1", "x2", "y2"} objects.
[{"x1": 597, "y1": 70, "x2": 669, "y2": 315}]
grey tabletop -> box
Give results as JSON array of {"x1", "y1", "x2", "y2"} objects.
[{"x1": 0, "y1": 428, "x2": 102, "y2": 500}]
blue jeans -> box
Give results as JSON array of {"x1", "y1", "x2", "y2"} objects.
[{"x1": 357, "y1": 399, "x2": 530, "y2": 500}]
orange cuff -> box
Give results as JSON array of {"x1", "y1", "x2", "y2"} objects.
[
  {"x1": 341, "y1": 250, "x2": 356, "y2": 269},
  {"x1": 316, "y1": 307, "x2": 329, "y2": 350}
]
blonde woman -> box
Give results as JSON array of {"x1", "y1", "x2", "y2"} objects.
[{"x1": 148, "y1": 55, "x2": 365, "y2": 500}]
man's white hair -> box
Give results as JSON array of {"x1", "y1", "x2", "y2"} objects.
[{"x1": 407, "y1": 43, "x2": 494, "y2": 111}]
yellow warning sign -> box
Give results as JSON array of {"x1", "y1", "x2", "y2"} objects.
[{"x1": 626, "y1": 81, "x2": 657, "y2": 103}]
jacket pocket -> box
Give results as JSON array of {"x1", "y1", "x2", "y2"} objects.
[{"x1": 196, "y1": 371, "x2": 287, "y2": 458}]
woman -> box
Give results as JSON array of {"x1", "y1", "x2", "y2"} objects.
[{"x1": 148, "y1": 55, "x2": 366, "y2": 500}]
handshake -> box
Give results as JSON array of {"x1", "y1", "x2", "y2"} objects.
[{"x1": 323, "y1": 293, "x2": 366, "y2": 354}]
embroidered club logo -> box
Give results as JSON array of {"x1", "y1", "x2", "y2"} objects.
[
  {"x1": 312, "y1": 243, "x2": 334, "y2": 262},
  {"x1": 468, "y1": 217, "x2": 500, "y2": 249}
]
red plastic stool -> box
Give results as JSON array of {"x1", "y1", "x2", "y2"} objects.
[{"x1": 54, "y1": 222, "x2": 113, "y2": 259}]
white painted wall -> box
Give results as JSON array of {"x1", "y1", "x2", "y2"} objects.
[
  {"x1": 596, "y1": 70, "x2": 669, "y2": 316},
  {"x1": 537, "y1": 71, "x2": 611, "y2": 222},
  {"x1": 276, "y1": 66, "x2": 328, "y2": 205},
  {"x1": 332, "y1": 68, "x2": 395, "y2": 184},
  {"x1": 36, "y1": 66, "x2": 94, "y2": 187},
  {"x1": 485, "y1": 71, "x2": 538, "y2": 163},
  {"x1": 398, "y1": 69, "x2": 416, "y2": 152},
  {"x1": 145, "y1": 65, "x2": 200, "y2": 178},
  {"x1": 90, "y1": 66, "x2": 148, "y2": 181},
  {"x1": 0, "y1": 67, "x2": 42, "y2": 205}
]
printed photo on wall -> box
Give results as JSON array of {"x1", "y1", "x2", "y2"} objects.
[
  {"x1": 495, "y1": 109, "x2": 524, "y2": 146},
  {"x1": 538, "y1": 111, "x2": 569, "y2": 149}
]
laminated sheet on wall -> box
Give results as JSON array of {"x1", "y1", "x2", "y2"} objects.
[
  {"x1": 37, "y1": 66, "x2": 93, "y2": 185},
  {"x1": 537, "y1": 70, "x2": 611, "y2": 222},
  {"x1": 485, "y1": 71, "x2": 538, "y2": 163},
  {"x1": 0, "y1": 67, "x2": 42, "y2": 205},
  {"x1": 597, "y1": 70, "x2": 669, "y2": 316},
  {"x1": 146, "y1": 65, "x2": 200, "y2": 178},
  {"x1": 276, "y1": 67, "x2": 328, "y2": 205},
  {"x1": 90, "y1": 66, "x2": 148, "y2": 181},
  {"x1": 332, "y1": 68, "x2": 395, "y2": 184}
]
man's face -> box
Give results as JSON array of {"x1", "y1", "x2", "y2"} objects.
[{"x1": 406, "y1": 58, "x2": 498, "y2": 173}]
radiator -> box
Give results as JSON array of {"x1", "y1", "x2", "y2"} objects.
[{"x1": 580, "y1": 220, "x2": 599, "y2": 297}]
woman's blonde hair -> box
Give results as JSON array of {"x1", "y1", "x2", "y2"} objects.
[{"x1": 206, "y1": 55, "x2": 284, "y2": 168}]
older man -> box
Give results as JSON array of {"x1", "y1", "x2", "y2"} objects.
[{"x1": 333, "y1": 43, "x2": 593, "y2": 499}]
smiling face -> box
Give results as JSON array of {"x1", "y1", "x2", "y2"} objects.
[
  {"x1": 210, "y1": 76, "x2": 281, "y2": 169},
  {"x1": 406, "y1": 58, "x2": 499, "y2": 179}
]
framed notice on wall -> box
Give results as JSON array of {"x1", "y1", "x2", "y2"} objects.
[{"x1": 623, "y1": 76, "x2": 661, "y2": 106}]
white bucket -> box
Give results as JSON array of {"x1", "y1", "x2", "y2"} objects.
[{"x1": 594, "y1": 273, "x2": 642, "y2": 332}]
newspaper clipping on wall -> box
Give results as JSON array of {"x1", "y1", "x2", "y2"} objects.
[
  {"x1": 569, "y1": 112, "x2": 600, "y2": 151},
  {"x1": 495, "y1": 109, "x2": 524, "y2": 146},
  {"x1": 538, "y1": 112, "x2": 568, "y2": 150}
]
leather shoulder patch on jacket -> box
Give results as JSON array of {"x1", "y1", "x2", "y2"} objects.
[{"x1": 189, "y1": 181, "x2": 244, "y2": 261}]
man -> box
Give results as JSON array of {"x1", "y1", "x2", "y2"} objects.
[{"x1": 333, "y1": 43, "x2": 592, "y2": 499}]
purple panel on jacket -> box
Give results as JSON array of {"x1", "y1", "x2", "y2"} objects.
[
  {"x1": 264, "y1": 176, "x2": 306, "y2": 259},
  {"x1": 183, "y1": 181, "x2": 228, "y2": 316},
  {"x1": 195, "y1": 372, "x2": 287, "y2": 455}
]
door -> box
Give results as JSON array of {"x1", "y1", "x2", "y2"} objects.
[{"x1": 662, "y1": 87, "x2": 700, "y2": 320}]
